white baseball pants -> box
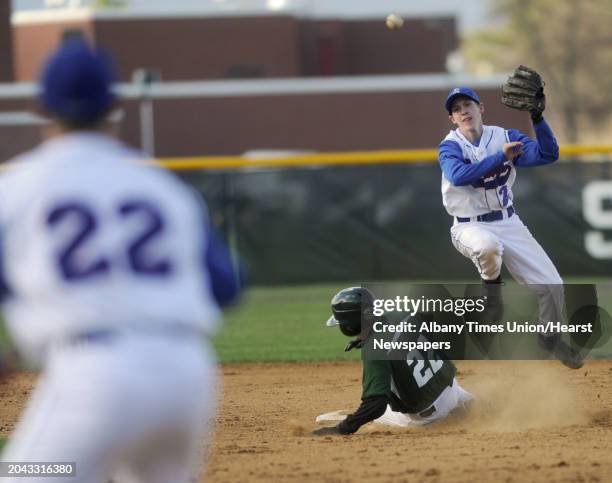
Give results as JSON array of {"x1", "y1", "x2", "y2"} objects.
[
  {"x1": 2, "y1": 333, "x2": 217, "y2": 483},
  {"x1": 450, "y1": 213, "x2": 565, "y2": 324},
  {"x1": 375, "y1": 378, "x2": 473, "y2": 427}
]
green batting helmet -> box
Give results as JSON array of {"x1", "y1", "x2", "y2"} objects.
[{"x1": 326, "y1": 287, "x2": 375, "y2": 337}]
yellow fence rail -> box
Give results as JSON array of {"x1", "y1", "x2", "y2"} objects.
[
  {"x1": 159, "y1": 145, "x2": 612, "y2": 171},
  {"x1": 2, "y1": 145, "x2": 609, "y2": 172}
]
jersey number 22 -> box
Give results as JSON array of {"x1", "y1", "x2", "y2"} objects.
[{"x1": 47, "y1": 199, "x2": 172, "y2": 281}]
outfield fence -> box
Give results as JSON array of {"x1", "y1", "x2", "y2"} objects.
[{"x1": 160, "y1": 147, "x2": 612, "y2": 284}]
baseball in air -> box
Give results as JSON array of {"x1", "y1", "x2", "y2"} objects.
[{"x1": 386, "y1": 13, "x2": 404, "y2": 30}]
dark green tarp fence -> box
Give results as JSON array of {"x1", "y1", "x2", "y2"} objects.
[{"x1": 180, "y1": 160, "x2": 612, "y2": 284}]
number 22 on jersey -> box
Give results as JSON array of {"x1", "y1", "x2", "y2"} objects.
[
  {"x1": 46, "y1": 199, "x2": 173, "y2": 281},
  {"x1": 405, "y1": 336, "x2": 444, "y2": 388}
]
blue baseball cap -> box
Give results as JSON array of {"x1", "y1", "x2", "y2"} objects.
[
  {"x1": 39, "y1": 39, "x2": 116, "y2": 124},
  {"x1": 444, "y1": 87, "x2": 481, "y2": 114}
]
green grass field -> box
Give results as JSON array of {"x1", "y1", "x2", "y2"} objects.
[
  {"x1": 1, "y1": 281, "x2": 610, "y2": 364},
  {"x1": 214, "y1": 283, "x2": 361, "y2": 363},
  {"x1": 214, "y1": 281, "x2": 612, "y2": 363}
]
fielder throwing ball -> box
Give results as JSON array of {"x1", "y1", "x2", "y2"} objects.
[
  {"x1": 0, "y1": 39, "x2": 241, "y2": 482},
  {"x1": 438, "y1": 66, "x2": 582, "y2": 369},
  {"x1": 314, "y1": 287, "x2": 473, "y2": 435}
]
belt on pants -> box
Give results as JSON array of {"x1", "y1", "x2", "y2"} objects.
[
  {"x1": 456, "y1": 205, "x2": 515, "y2": 223},
  {"x1": 418, "y1": 405, "x2": 436, "y2": 418},
  {"x1": 414, "y1": 379, "x2": 454, "y2": 418},
  {"x1": 71, "y1": 326, "x2": 201, "y2": 345}
]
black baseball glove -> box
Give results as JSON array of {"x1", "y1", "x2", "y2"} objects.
[{"x1": 501, "y1": 65, "x2": 546, "y2": 122}]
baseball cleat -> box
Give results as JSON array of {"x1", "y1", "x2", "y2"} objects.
[
  {"x1": 482, "y1": 278, "x2": 504, "y2": 321},
  {"x1": 537, "y1": 334, "x2": 584, "y2": 369}
]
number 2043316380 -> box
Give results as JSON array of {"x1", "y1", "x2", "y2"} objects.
[{"x1": 46, "y1": 199, "x2": 173, "y2": 281}]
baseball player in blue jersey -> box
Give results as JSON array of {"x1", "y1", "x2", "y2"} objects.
[
  {"x1": 0, "y1": 39, "x2": 241, "y2": 482},
  {"x1": 438, "y1": 66, "x2": 582, "y2": 369}
]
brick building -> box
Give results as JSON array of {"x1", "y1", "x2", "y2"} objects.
[{"x1": 0, "y1": 7, "x2": 528, "y2": 159}]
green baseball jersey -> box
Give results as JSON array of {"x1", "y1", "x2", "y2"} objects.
[{"x1": 361, "y1": 350, "x2": 456, "y2": 413}]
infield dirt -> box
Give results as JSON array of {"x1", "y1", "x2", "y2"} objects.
[
  {"x1": 1, "y1": 361, "x2": 611, "y2": 482},
  {"x1": 208, "y1": 360, "x2": 612, "y2": 483}
]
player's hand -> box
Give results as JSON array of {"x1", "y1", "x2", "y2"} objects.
[
  {"x1": 344, "y1": 339, "x2": 362, "y2": 352},
  {"x1": 312, "y1": 425, "x2": 342, "y2": 436},
  {"x1": 502, "y1": 142, "x2": 524, "y2": 161}
]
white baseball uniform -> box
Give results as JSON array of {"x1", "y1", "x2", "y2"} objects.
[
  {"x1": 0, "y1": 132, "x2": 234, "y2": 482},
  {"x1": 376, "y1": 377, "x2": 473, "y2": 427},
  {"x1": 438, "y1": 119, "x2": 564, "y2": 324},
  {"x1": 316, "y1": 377, "x2": 473, "y2": 428}
]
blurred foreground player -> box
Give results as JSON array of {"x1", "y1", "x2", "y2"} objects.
[
  {"x1": 0, "y1": 39, "x2": 240, "y2": 482},
  {"x1": 313, "y1": 288, "x2": 472, "y2": 435}
]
